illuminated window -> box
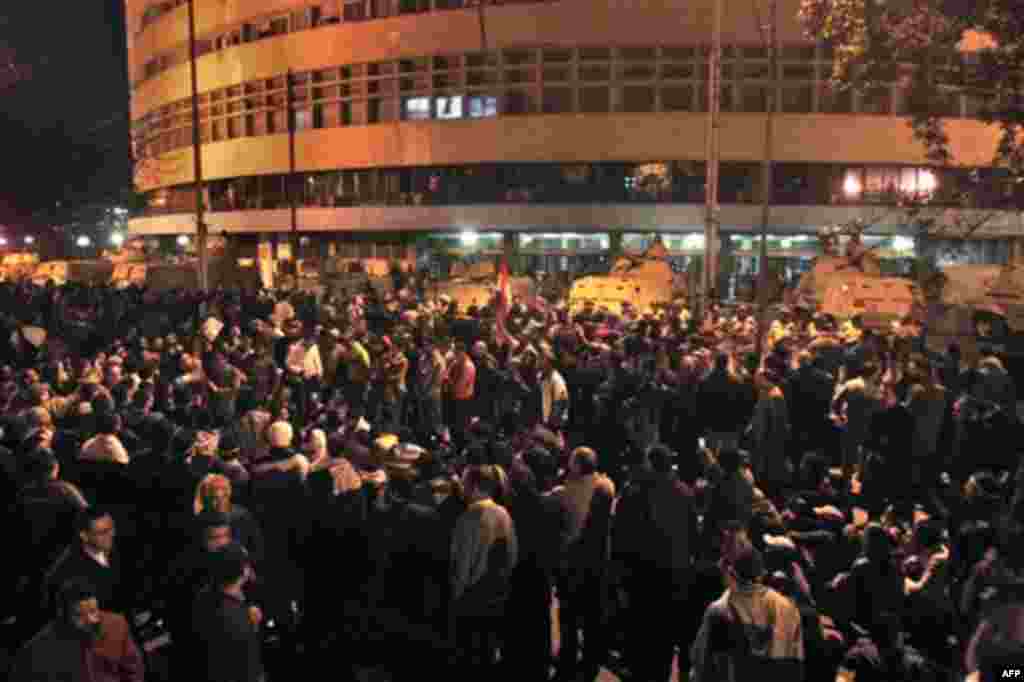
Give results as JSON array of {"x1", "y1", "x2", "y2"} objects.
[
  {"x1": 435, "y1": 96, "x2": 464, "y2": 120},
  {"x1": 468, "y1": 95, "x2": 498, "y2": 118},
  {"x1": 403, "y1": 97, "x2": 431, "y2": 120}
]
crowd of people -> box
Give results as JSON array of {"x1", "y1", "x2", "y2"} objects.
[{"x1": 0, "y1": 274, "x2": 1022, "y2": 682}]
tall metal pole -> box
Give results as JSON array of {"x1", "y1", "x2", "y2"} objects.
[
  {"x1": 186, "y1": 0, "x2": 208, "y2": 291},
  {"x1": 286, "y1": 69, "x2": 298, "y2": 258},
  {"x1": 704, "y1": 0, "x2": 722, "y2": 308},
  {"x1": 755, "y1": 0, "x2": 778, "y2": 358}
]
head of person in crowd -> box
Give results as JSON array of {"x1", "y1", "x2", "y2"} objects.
[
  {"x1": 208, "y1": 543, "x2": 253, "y2": 594},
  {"x1": 195, "y1": 474, "x2": 233, "y2": 515},
  {"x1": 646, "y1": 444, "x2": 676, "y2": 477},
  {"x1": 56, "y1": 578, "x2": 104, "y2": 642},
  {"x1": 568, "y1": 446, "x2": 599, "y2": 479},
  {"x1": 303, "y1": 428, "x2": 329, "y2": 467},
  {"x1": 361, "y1": 466, "x2": 389, "y2": 506},
  {"x1": 77, "y1": 507, "x2": 116, "y2": 557},
  {"x1": 462, "y1": 464, "x2": 503, "y2": 504},
  {"x1": 861, "y1": 522, "x2": 895, "y2": 565},
  {"x1": 267, "y1": 420, "x2": 294, "y2": 455},
  {"x1": 523, "y1": 447, "x2": 558, "y2": 492},
  {"x1": 430, "y1": 477, "x2": 454, "y2": 508},
  {"x1": 22, "y1": 447, "x2": 60, "y2": 488},
  {"x1": 196, "y1": 510, "x2": 233, "y2": 552},
  {"x1": 724, "y1": 539, "x2": 764, "y2": 589}
]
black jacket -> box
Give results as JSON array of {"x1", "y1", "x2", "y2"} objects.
[
  {"x1": 43, "y1": 544, "x2": 125, "y2": 617},
  {"x1": 191, "y1": 589, "x2": 264, "y2": 682}
]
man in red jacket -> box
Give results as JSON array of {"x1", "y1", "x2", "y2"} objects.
[{"x1": 11, "y1": 577, "x2": 144, "y2": 682}]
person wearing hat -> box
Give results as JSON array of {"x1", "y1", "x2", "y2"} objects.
[
  {"x1": 190, "y1": 543, "x2": 264, "y2": 682},
  {"x1": 690, "y1": 541, "x2": 805, "y2": 682}
]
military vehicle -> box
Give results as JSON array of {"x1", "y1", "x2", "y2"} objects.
[
  {"x1": 796, "y1": 240, "x2": 922, "y2": 325},
  {"x1": 0, "y1": 252, "x2": 39, "y2": 282},
  {"x1": 437, "y1": 258, "x2": 535, "y2": 310},
  {"x1": 568, "y1": 241, "x2": 687, "y2": 316},
  {"x1": 31, "y1": 260, "x2": 114, "y2": 287}
]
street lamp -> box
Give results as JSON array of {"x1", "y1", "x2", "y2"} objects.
[
  {"x1": 24, "y1": 236, "x2": 34, "y2": 246},
  {"x1": 177, "y1": 234, "x2": 191, "y2": 247},
  {"x1": 111, "y1": 233, "x2": 125, "y2": 247},
  {"x1": 843, "y1": 173, "x2": 862, "y2": 198},
  {"x1": 76, "y1": 235, "x2": 91, "y2": 248},
  {"x1": 0, "y1": 237, "x2": 7, "y2": 246}
]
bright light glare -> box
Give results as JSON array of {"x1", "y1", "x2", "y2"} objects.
[
  {"x1": 76, "y1": 235, "x2": 91, "y2": 248},
  {"x1": 460, "y1": 231, "x2": 479, "y2": 247},
  {"x1": 683, "y1": 234, "x2": 705, "y2": 250},
  {"x1": 843, "y1": 173, "x2": 862, "y2": 197},
  {"x1": 918, "y1": 170, "x2": 938, "y2": 194},
  {"x1": 177, "y1": 235, "x2": 190, "y2": 246},
  {"x1": 892, "y1": 236, "x2": 915, "y2": 252},
  {"x1": 0, "y1": 237, "x2": 7, "y2": 246},
  {"x1": 110, "y1": 233, "x2": 125, "y2": 247},
  {"x1": 24, "y1": 236, "x2": 34, "y2": 245}
]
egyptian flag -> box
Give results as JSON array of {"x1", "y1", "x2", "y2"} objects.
[{"x1": 496, "y1": 257, "x2": 511, "y2": 346}]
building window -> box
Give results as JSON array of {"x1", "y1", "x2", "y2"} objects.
[
  {"x1": 468, "y1": 95, "x2": 498, "y2": 118},
  {"x1": 294, "y1": 109, "x2": 312, "y2": 130},
  {"x1": 781, "y1": 86, "x2": 813, "y2": 113},
  {"x1": 503, "y1": 49, "x2": 536, "y2": 65},
  {"x1": 579, "y1": 87, "x2": 610, "y2": 113},
  {"x1": 343, "y1": 0, "x2": 367, "y2": 21},
  {"x1": 542, "y1": 88, "x2": 574, "y2": 114},
  {"x1": 579, "y1": 65, "x2": 611, "y2": 82},
  {"x1": 435, "y1": 95, "x2": 464, "y2": 119},
  {"x1": 621, "y1": 86, "x2": 655, "y2": 113},
  {"x1": 403, "y1": 97, "x2": 431, "y2": 120},
  {"x1": 505, "y1": 89, "x2": 535, "y2": 115},
  {"x1": 662, "y1": 85, "x2": 695, "y2": 112}
]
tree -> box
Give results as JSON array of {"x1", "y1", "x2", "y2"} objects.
[{"x1": 799, "y1": 0, "x2": 1024, "y2": 173}]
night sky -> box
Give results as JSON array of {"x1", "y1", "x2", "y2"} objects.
[{"x1": 0, "y1": 2, "x2": 131, "y2": 218}]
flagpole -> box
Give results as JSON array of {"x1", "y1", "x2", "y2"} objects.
[
  {"x1": 703, "y1": 0, "x2": 723, "y2": 312},
  {"x1": 186, "y1": 0, "x2": 208, "y2": 292}
]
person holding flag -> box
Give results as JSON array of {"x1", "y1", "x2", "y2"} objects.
[{"x1": 495, "y1": 257, "x2": 512, "y2": 347}]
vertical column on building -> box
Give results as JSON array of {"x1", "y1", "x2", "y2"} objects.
[
  {"x1": 608, "y1": 230, "x2": 623, "y2": 263},
  {"x1": 717, "y1": 231, "x2": 735, "y2": 300},
  {"x1": 503, "y1": 231, "x2": 519, "y2": 274}
]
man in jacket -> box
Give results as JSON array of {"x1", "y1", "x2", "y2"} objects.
[
  {"x1": 698, "y1": 353, "x2": 745, "y2": 453},
  {"x1": 42, "y1": 508, "x2": 126, "y2": 622},
  {"x1": 450, "y1": 464, "x2": 518, "y2": 675},
  {"x1": 11, "y1": 578, "x2": 144, "y2": 682},
  {"x1": 614, "y1": 444, "x2": 698, "y2": 681},
  {"x1": 554, "y1": 446, "x2": 616, "y2": 682},
  {"x1": 191, "y1": 544, "x2": 265, "y2": 682},
  {"x1": 690, "y1": 542, "x2": 805, "y2": 682},
  {"x1": 785, "y1": 351, "x2": 835, "y2": 455}
]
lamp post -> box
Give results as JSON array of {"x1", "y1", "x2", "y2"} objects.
[
  {"x1": 186, "y1": 0, "x2": 209, "y2": 291},
  {"x1": 754, "y1": 0, "x2": 778, "y2": 360},
  {"x1": 703, "y1": 0, "x2": 723, "y2": 310}
]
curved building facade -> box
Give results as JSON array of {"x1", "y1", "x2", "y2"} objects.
[{"x1": 125, "y1": 0, "x2": 1023, "y2": 277}]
